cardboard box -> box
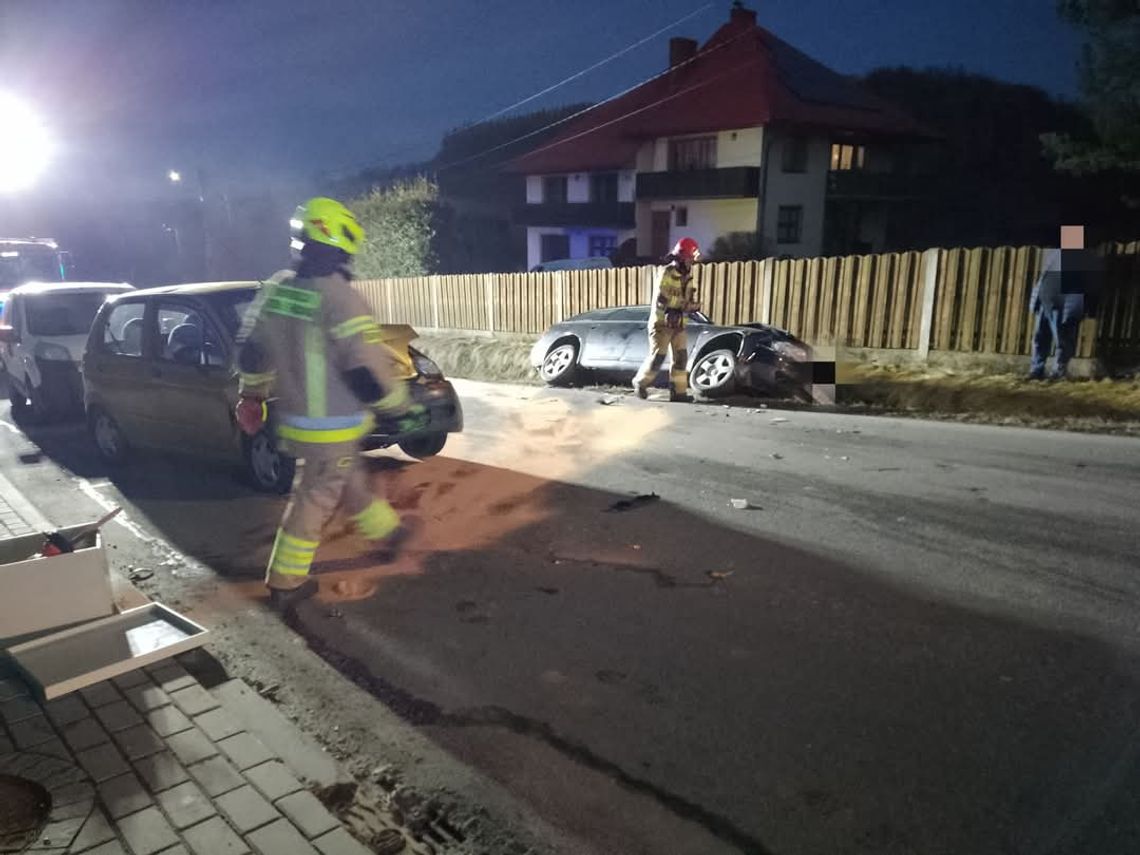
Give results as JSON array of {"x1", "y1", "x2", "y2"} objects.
[{"x1": 0, "y1": 523, "x2": 115, "y2": 644}]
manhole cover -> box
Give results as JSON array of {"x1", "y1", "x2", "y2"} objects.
[{"x1": 0, "y1": 774, "x2": 52, "y2": 853}]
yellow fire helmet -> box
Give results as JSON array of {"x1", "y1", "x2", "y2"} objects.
[{"x1": 290, "y1": 197, "x2": 365, "y2": 255}]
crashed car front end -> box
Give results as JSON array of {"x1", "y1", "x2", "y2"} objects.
[{"x1": 734, "y1": 328, "x2": 813, "y2": 395}]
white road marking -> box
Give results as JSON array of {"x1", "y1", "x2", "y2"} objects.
[{"x1": 76, "y1": 478, "x2": 156, "y2": 543}]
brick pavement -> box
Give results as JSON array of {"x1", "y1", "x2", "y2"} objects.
[
  {"x1": 0, "y1": 470, "x2": 49, "y2": 539},
  {"x1": 0, "y1": 660, "x2": 378, "y2": 854}
]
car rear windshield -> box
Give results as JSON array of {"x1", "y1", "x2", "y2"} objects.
[
  {"x1": 199, "y1": 288, "x2": 258, "y2": 335},
  {"x1": 26, "y1": 292, "x2": 114, "y2": 336}
]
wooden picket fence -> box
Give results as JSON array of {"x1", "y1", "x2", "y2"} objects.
[{"x1": 355, "y1": 240, "x2": 1140, "y2": 366}]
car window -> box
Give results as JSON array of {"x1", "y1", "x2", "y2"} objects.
[
  {"x1": 156, "y1": 303, "x2": 226, "y2": 367},
  {"x1": 610, "y1": 307, "x2": 651, "y2": 321},
  {"x1": 570, "y1": 309, "x2": 619, "y2": 322},
  {"x1": 101, "y1": 302, "x2": 146, "y2": 357},
  {"x1": 198, "y1": 288, "x2": 258, "y2": 336},
  {"x1": 26, "y1": 292, "x2": 111, "y2": 337}
]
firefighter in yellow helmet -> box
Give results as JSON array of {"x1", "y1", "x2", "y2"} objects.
[
  {"x1": 633, "y1": 237, "x2": 702, "y2": 402},
  {"x1": 235, "y1": 197, "x2": 425, "y2": 610}
]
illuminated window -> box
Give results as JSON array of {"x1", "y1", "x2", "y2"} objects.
[{"x1": 829, "y1": 143, "x2": 866, "y2": 171}]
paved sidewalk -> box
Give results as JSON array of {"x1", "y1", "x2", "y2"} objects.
[
  {"x1": 0, "y1": 469, "x2": 50, "y2": 539},
  {"x1": 0, "y1": 659, "x2": 377, "y2": 855},
  {"x1": 0, "y1": 472, "x2": 381, "y2": 853}
]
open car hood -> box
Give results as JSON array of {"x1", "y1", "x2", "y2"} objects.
[{"x1": 377, "y1": 324, "x2": 418, "y2": 380}]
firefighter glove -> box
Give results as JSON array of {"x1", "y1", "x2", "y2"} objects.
[{"x1": 235, "y1": 396, "x2": 268, "y2": 436}]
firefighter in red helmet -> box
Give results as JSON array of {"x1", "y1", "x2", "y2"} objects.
[{"x1": 633, "y1": 237, "x2": 702, "y2": 402}]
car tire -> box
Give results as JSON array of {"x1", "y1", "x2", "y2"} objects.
[
  {"x1": 88, "y1": 407, "x2": 130, "y2": 466},
  {"x1": 539, "y1": 341, "x2": 579, "y2": 386},
  {"x1": 399, "y1": 433, "x2": 448, "y2": 460},
  {"x1": 690, "y1": 349, "x2": 738, "y2": 398},
  {"x1": 243, "y1": 429, "x2": 296, "y2": 494}
]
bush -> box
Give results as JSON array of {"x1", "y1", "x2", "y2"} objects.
[
  {"x1": 709, "y1": 231, "x2": 763, "y2": 261},
  {"x1": 349, "y1": 178, "x2": 437, "y2": 278}
]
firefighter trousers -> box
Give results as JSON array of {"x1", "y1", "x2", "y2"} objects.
[
  {"x1": 634, "y1": 325, "x2": 689, "y2": 395},
  {"x1": 266, "y1": 441, "x2": 400, "y2": 591}
]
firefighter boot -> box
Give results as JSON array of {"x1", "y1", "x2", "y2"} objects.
[
  {"x1": 370, "y1": 517, "x2": 421, "y2": 564},
  {"x1": 269, "y1": 577, "x2": 319, "y2": 612}
]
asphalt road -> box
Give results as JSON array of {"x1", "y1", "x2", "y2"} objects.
[{"x1": 5, "y1": 380, "x2": 1140, "y2": 855}]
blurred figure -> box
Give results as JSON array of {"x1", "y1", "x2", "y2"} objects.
[
  {"x1": 634, "y1": 237, "x2": 702, "y2": 403},
  {"x1": 1028, "y1": 225, "x2": 1103, "y2": 380}
]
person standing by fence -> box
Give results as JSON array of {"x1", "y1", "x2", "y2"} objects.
[
  {"x1": 634, "y1": 237, "x2": 702, "y2": 403},
  {"x1": 1028, "y1": 224, "x2": 1103, "y2": 380}
]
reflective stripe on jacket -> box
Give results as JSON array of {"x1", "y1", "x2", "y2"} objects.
[{"x1": 236, "y1": 270, "x2": 403, "y2": 445}]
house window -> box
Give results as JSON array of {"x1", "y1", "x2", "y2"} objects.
[
  {"x1": 668, "y1": 136, "x2": 717, "y2": 171},
  {"x1": 777, "y1": 206, "x2": 803, "y2": 244},
  {"x1": 542, "y1": 175, "x2": 568, "y2": 204},
  {"x1": 588, "y1": 235, "x2": 617, "y2": 258},
  {"x1": 590, "y1": 173, "x2": 618, "y2": 203},
  {"x1": 675, "y1": 206, "x2": 688, "y2": 227},
  {"x1": 540, "y1": 233, "x2": 570, "y2": 262},
  {"x1": 830, "y1": 143, "x2": 866, "y2": 171},
  {"x1": 782, "y1": 137, "x2": 809, "y2": 173}
]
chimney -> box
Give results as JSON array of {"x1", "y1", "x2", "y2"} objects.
[
  {"x1": 669, "y1": 37, "x2": 698, "y2": 68},
  {"x1": 730, "y1": 1, "x2": 757, "y2": 26}
]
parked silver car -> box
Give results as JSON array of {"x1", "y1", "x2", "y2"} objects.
[{"x1": 530, "y1": 306, "x2": 812, "y2": 397}]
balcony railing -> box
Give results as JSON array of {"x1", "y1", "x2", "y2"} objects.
[
  {"x1": 826, "y1": 170, "x2": 924, "y2": 200},
  {"x1": 636, "y1": 167, "x2": 761, "y2": 200},
  {"x1": 514, "y1": 202, "x2": 635, "y2": 228}
]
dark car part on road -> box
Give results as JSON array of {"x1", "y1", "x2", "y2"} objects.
[{"x1": 606, "y1": 492, "x2": 660, "y2": 513}]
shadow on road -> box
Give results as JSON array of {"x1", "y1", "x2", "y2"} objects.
[{"x1": 269, "y1": 455, "x2": 1140, "y2": 855}]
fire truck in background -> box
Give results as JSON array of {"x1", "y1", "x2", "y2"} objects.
[{"x1": 0, "y1": 238, "x2": 71, "y2": 306}]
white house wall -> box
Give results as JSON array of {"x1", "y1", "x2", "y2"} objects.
[
  {"x1": 566, "y1": 174, "x2": 590, "y2": 203},
  {"x1": 643, "y1": 199, "x2": 759, "y2": 259},
  {"x1": 760, "y1": 134, "x2": 829, "y2": 257}
]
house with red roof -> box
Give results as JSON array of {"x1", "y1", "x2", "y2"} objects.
[{"x1": 510, "y1": 2, "x2": 936, "y2": 270}]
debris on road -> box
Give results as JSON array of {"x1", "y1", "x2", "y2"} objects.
[
  {"x1": 598, "y1": 396, "x2": 621, "y2": 406},
  {"x1": 127, "y1": 568, "x2": 154, "y2": 583},
  {"x1": 771, "y1": 453, "x2": 784, "y2": 460},
  {"x1": 730, "y1": 499, "x2": 755, "y2": 510},
  {"x1": 606, "y1": 493, "x2": 660, "y2": 513},
  {"x1": 706, "y1": 570, "x2": 735, "y2": 581},
  {"x1": 770, "y1": 417, "x2": 789, "y2": 424}
]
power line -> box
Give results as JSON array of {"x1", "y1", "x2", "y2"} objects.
[
  {"x1": 475, "y1": 3, "x2": 715, "y2": 125},
  {"x1": 434, "y1": 25, "x2": 760, "y2": 174}
]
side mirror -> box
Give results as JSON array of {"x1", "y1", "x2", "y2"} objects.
[{"x1": 0, "y1": 325, "x2": 19, "y2": 344}]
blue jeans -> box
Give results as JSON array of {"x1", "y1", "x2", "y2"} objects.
[{"x1": 1029, "y1": 297, "x2": 1083, "y2": 378}]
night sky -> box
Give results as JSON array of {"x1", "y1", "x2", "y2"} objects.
[{"x1": 2, "y1": 0, "x2": 1081, "y2": 199}]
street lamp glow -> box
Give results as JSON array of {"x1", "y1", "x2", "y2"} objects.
[
  {"x1": 0, "y1": 93, "x2": 53, "y2": 194},
  {"x1": 168, "y1": 170, "x2": 182, "y2": 183}
]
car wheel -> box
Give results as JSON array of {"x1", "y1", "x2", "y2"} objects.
[
  {"x1": 244, "y1": 429, "x2": 296, "y2": 494},
  {"x1": 690, "y1": 349, "x2": 738, "y2": 398},
  {"x1": 539, "y1": 342, "x2": 579, "y2": 386},
  {"x1": 398, "y1": 433, "x2": 447, "y2": 460},
  {"x1": 88, "y1": 407, "x2": 130, "y2": 466}
]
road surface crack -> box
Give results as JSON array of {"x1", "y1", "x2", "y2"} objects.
[{"x1": 287, "y1": 608, "x2": 774, "y2": 855}]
